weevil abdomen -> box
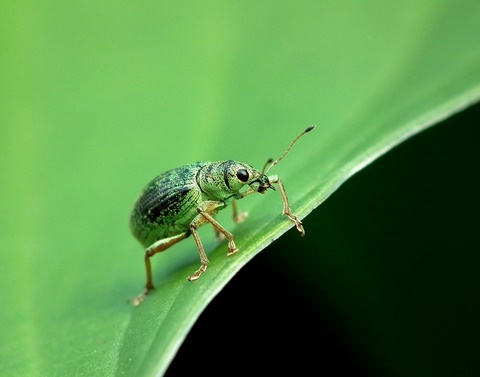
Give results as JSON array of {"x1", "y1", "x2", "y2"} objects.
[{"x1": 129, "y1": 162, "x2": 207, "y2": 248}]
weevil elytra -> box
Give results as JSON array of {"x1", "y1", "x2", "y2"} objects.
[{"x1": 129, "y1": 126, "x2": 315, "y2": 305}]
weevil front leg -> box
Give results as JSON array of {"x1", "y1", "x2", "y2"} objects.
[
  {"x1": 188, "y1": 201, "x2": 238, "y2": 281},
  {"x1": 269, "y1": 175, "x2": 305, "y2": 236},
  {"x1": 130, "y1": 232, "x2": 189, "y2": 306},
  {"x1": 238, "y1": 175, "x2": 305, "y2": 236}
]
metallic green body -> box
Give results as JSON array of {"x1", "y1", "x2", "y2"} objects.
[
  {"x1": 129, "y1": 126, "x2": 314, "y2": 305},
  {"x1": 129, "y1": 160, "x2": 271, "y2": 249}
]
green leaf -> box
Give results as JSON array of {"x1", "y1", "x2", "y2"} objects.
[{"x1": 1, "y1": 1, "x2": 479, "y2": 376}]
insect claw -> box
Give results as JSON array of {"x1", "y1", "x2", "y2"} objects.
[
  {"x1": 129, "y1": 289, "x2": 150, "y2": 306},
  {"x1": 226, "y1": 239, "x2": 238, "y2": 255},
  {"x1": 285, "y1": 213, "x2": 305, "y2": 236},
  {"x1": 227, "y1": 247, "x2": 238, "y2": 256},
  {"x1": 188, "y1": 264, "x2": 208, "y2": 281}
]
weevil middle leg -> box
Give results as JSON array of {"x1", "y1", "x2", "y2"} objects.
[
  {"x1": 212, "y1": 199, "x2": 247, "y2": 240},
  {"x1": 188, "y1": 201, "x2": 238, "y2": 281}
]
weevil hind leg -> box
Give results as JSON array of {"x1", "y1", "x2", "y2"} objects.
[{"x1": 129, "y1": 232, "x2": 189, "y2": 306}]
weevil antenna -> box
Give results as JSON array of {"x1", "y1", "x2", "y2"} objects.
[
  {"x1": 265, "y1": 125, "x2": 316, "y2": 174},
  {"x1": 261, "y1": 158, "x2": 274, "y2": 174}
]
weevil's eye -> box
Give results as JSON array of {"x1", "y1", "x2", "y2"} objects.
[{"x1": 236, "y1": 169, "x2": 249, "y2": 182}]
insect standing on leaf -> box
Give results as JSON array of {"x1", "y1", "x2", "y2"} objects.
[{"x1": 129, "y1": 126, "x2": 315, "y2": 305}]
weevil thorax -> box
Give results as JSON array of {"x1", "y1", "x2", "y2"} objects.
[{"x1": 197, "y1": 160, "x2": 273, "y2": 201}]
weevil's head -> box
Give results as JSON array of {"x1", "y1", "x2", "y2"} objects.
[
  {"x1": 198, "y1": 160, "x2": 274, "y2": 201},
  {"x1": 218, "y1": 160, "x2": 275, "y2": 197},
  {"x1": 203, "y1": 127, "x2": 316, "y2": 200}
]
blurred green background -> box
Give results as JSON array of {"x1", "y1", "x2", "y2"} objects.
[{"x1": 1, "y1": 1, "x2": 479, "y2": 376}]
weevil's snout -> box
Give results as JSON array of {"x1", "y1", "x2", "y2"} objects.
[
  {"x1": 251, "y1": 175, "x2": 275, "y2": 194},
  {"x1": 257, "y1": 183, "x2": 274, "y2": 194}
]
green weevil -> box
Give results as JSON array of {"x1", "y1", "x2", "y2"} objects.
[{"x1": 129, "y1": 126, "x2": 315, "y2": 305}]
